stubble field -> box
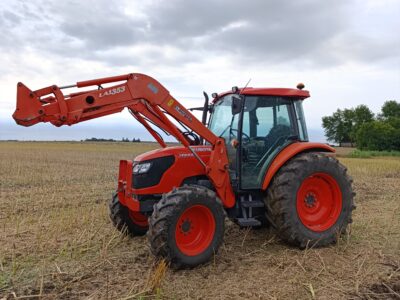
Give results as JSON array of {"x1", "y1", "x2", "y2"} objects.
[{"x1": 0, "y1": 142, "x2": 399, "y2": 299}]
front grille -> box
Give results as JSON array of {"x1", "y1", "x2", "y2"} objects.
[{"x1": 132, "y1": 155, "x2": 175, "y2": 189}]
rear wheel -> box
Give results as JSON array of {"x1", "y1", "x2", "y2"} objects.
[
  {"x1": 148, "y1": 186, "x2": 225, "y2": 269},
  {"x1": 109, "y1": 193, "x2": 148, "y2": 236},
  {"x1": 265, "y1": 152, "x2": 355, "y2": 248}
]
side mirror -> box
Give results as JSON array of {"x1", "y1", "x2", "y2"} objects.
[{"x1": 231, "y1": 95, "x2": 242, "y2": 115}]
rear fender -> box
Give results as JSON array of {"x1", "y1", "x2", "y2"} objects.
[{"x1": 262, "y1": 142, "x2": 335, "y2": 190}]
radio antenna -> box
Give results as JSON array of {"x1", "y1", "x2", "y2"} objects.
[{"x1": 239, "y1": 78, "x2": 251, "y2": 95}]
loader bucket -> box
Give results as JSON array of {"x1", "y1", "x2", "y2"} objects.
[{"x1": 13, "y1": 82, "x2": 43, "y2": 127}]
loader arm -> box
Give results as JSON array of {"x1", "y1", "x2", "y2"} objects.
[{"x1": 13, "y1": 73, "x2": 235, "y2": 207}]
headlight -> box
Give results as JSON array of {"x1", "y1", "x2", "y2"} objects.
[
  {"x1": 133, "y1": 164, "x2": 141, "y2": 174},
  {"x1": 133, "y1": 162, "x2": 152, "y2": 174},
  {"x1": 138, "y1": 162, "x2": 152, "y2": 174}
]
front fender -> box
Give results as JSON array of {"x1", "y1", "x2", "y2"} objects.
[{"x1": 262, "y1": 142, "x2": 335, "y2": 190}]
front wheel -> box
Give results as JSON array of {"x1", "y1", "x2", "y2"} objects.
[
  {"x1": 147, "y1": 186, "x2": 225, "y2": 269},
  {"x1": 265, "y1": 152, "x2": 355, "y2": 248},
  {"x1": 109, "y1": 193, "x2": 149, "y2": 236}
]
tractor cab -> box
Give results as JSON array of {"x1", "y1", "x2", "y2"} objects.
[{"x1": 208, "y1": 87, "x2": 309, "y2": 190}]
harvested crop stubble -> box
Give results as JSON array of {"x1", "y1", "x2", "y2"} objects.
[{"x1": 0, "y1": 142, "x2": 399, "y2": 299}]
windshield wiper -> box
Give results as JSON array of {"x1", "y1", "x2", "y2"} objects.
[
  {"x1": 219, "y1": 124, "x2": 231, "y2": 137},
  {"x1": 219, "y1": 115, "x2": 235, "y2": 137}
]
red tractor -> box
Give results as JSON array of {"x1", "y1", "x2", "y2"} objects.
[{"x1": 13, "y1": 73, "x2": 355, "y2": 268}]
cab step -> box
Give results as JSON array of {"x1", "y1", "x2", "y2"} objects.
[
  {"x1": 241, "y1": 200, "x2": 264, "y2": 208},
  {"x1": 236, "y1": 218, "x2": 262, "y2": 227}
]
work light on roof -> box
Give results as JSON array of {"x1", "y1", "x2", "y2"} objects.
[{"x1": 297, "y1": 83, "x2": 305, "y2": 90}]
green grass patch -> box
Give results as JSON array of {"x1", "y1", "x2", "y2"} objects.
[
  {"x1": 348, "y1": 149, "x2": 400, "y2": 158},
  {"x1": 0, "y1": 272, "x2": 10, "y2": 292}
]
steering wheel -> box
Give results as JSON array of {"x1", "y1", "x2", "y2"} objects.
[
  {"x1": 183, "y1": 132, "x2": 201, "y2": 145},
  {"x1": 230, "y1": 129, "x2": 250, "y2": 144}
]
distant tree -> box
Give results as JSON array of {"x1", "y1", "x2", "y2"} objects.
[
  {"x1": 379, "y1": 100, "x2": 400, "y2": 120},
  {"x1": 85, "y1": 137, "x2": 116, "y2": 142},
  {"x1": 322, "y1": 110, "x2": 341, "y2": 145},
  {"x1": 322, "y1": 109, "x2": 354, "y2": 146},
  {"x1": 378, "y1": 100, "x2": 400, "y2": 150},
  {"x1": 324, "y1": 100, "x2": 400, "y2": 150},
  {"x1": 86, "y1": 137, "x2": 99, "y2": 141},
  {"x1": 386, "y1": 117, "x2": 400, "y2": 129},
  {"x1": 322, "y1": 105, "x2": 374, "y2": 146},
  {"x1": 392, "y1": 127, "x2": 400, "y2": 150},
  {"x1": 342, "y1": 108, "x2": 356, "y2": 143},
  {"x1": 356, "y1": 121, "x2": 397, "y2": 151},
  {"x1": 351, "y1": 105, "x2": 374, "y2": 140}
]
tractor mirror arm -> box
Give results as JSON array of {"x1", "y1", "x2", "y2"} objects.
[{"x1": 188, "y1": 107, "x2": 204, "y2": 111}]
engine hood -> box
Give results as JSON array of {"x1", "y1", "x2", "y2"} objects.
[{"x1": 134, "y1": 145, "x2": 212, "y2": 162}]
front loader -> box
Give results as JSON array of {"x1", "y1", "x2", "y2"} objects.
[{"x1": 13, "y1": 73, "x2": 355, "y2": 268}]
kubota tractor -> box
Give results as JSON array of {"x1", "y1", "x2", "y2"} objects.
[{"x1": 13, "y1": 73, "x2": 355, "y2": 268}]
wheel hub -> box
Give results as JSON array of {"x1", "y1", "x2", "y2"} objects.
[
  {"x1": 180, "y1": 219, "x2": 192, "y2": 235},
  {"x1": 304, "y1": 193, "x2": 317, "y2": 208}
]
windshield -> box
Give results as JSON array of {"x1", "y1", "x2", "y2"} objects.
[
  {"x1": 208, "y1": 95, "x2": 239, "y2": 176},
  {"x1": 208, "y1": 95, "x2": 239, "y2": 138}
]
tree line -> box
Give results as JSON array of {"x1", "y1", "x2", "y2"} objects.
[
  {"x1": 84, "y1": 137, "x2": 141, "y2": 142},
  {"x1": 322, "y1": 100, "x2": 400, "y2": 151}
]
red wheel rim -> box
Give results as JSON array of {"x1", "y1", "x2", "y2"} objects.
[
  {"x1": 128, "y1": 211, "x2": 148, "y2": 227},
  {"x1": 175, "y1": 205, "x2": 216, "y2": 256},
  {"x1": 297, "y1": 173, "x2": 342, "y2": 232}
]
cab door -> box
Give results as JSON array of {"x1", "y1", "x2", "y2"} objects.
[{"x1": 240, "y1": 96, "x2": 298, "y2": 189}]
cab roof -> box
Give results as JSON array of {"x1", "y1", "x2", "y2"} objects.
[{"x1": 214, "y1": 87, "x2": 310, "y2": 103}]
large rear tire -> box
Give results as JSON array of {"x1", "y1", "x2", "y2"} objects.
[
  {"x1": 148, "y1": 186, "x2": 225, "y2": 269},
  {"x1": 109, "y1": 193, "x2": 148, "y2": 236},
  {"x1": 265, "y1": 152, "x2": 355, "y2": 248}
]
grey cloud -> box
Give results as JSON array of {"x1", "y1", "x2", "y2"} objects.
[
  {"x1": 141, "y1": 0, "x2": 352, "y2": 65},
  {"x1": 329, "y1": 33, "x2": 400, "y2": 63},
  {"x1": 56, "y1": 1, "x2": 145, "y2": 50},
  {"x1": 147, "y1": 1, "x2": 345, "y2": 41},
  {"x1": 0, "y1": 0, "x2": 399, "y2": 70},
  {"x1": 2, "y1": 10, "x2": 21, "y2": 25},
  {"x1": 146, "y1": 0, "x2": 397, "y2": 66}
]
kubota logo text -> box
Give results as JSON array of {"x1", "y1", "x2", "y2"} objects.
[{"x1": 99, "y1": 86, "x2": 126, "y2": 98}]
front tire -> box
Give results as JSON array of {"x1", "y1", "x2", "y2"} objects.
[
  {"x1": 148, "y1": 186, "x2": 225, "y2": 269},
  {"x1": 265, "y1": 152, "x2": 355, "y2": 248},
  {"x1": 109, "y1": 193, "x2": 148, "y2": 236}
]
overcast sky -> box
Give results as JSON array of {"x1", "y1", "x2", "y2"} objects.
[{"x1": 0, "y1": 0, "x2": 399, "y2": 142}]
